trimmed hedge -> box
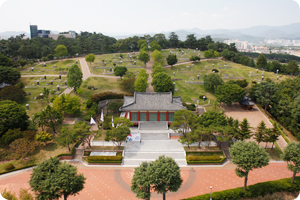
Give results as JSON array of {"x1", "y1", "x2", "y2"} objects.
[
  {"x1": 188, "y1": 155, "x2": 223, "y2": 161},
  {"x1": 185, "y1": 176, "x2": 300, "y2": 200},
  {"x1": 0, "y1": 164, "x2": 36, "y2": 175},
  {"x1": 90, "y1": 91, "x2": 131, "y2": 104},
  {"x1": 87, "y1": 153, "x2": 122, "y2": 161},
  {"x1": 83, "y1": 157, "x2": 122, "y2": 164},
  {"x1": 187, "y1": 157, "x2": 226, "y2": 164},
  {"x1": 55, "y1": 141, "x2": 81, "y2": 158}
]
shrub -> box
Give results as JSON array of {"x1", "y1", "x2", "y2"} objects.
[
  {"x1": 187, "y1": 155, "x2": 222, "y2": 161},
  {"x1": 87, "y1": 86, "x2": 94, "y2": 90},
  {"x1": 103, "y1": 116, "x2": 112, "y2": 130},
  {"x1": 15, "y1": 82, "x2": 24, "y2": 88},
  {"x1": 190, "y1": 56, "x2": 201, "y2": 61},
  {"x1": 212, "y1": 69, "x2": 219, "y2": 73},
  {"x1": 199, "y1": 95, "x2": 207, "y2": 100},
  {"x1": 4, "y1": 163, "x2": 15, "y2": 171},
  {"x1": 50, "y1": 90, "x2": 56, "y2": 95},
  {"x1": 84, "y1": 151, "x2": 91, "y2": 156},
  {"x1": 87, "y1": 153, "x2": 122, "y2": 161},
  {"x1": 90, "y1": 91, "x2": 130, "y2": 104},
  {"x1": 182, "y1": 102, "x2": 196, "y2": 111}
]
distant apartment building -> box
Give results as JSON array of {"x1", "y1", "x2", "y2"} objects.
[
  {"x1": 30, "y1": 25, "x2": 76, "y2": 40},
  {"x1": 223, "y1": 39, "x2": 253, "y2": 52},
  {"x1": 264, "y1": 39, "x2": 300, "y2": 46}
]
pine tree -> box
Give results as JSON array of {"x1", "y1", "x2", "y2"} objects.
[
  {"x1": 254, "y1": 121, "x2": 267, "y2": 145},
  {"x1": 237, "y1": 118, "x2": 252, "y2": 140}
]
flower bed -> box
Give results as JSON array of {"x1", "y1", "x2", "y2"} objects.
[
  {"x1": 82, "y1": 152, "x2": 123, "y2": 165},
  {"x1": 186, "y1": 151, "x2": 226, "y2": 165}
]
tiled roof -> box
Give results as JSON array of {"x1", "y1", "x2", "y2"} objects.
[{"x1": 120, "y1": 92, "x2": 187, "y2": 111}]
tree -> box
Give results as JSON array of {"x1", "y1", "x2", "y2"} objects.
[
  {"x1": 0, "y1": 85, "x2": 26, "y2": 103},
  {"x1": 30, "y1": 157, "x2": 85, "y2": 200},
  {"x1": 39, "y1": 105, "x2": 64, "y2": 133},
  {"x1": 73, "y1": 121, "x2": 94, "y2": 149},
  {"x1": 227, "y1": 79, "x2": 248, "y2": 88},
  {"x1": 204, "y1": 73, "x2": 224, "y2": 92},
  {"x1": 138, "y1": 51, "x2": 150, "y2": 67},
  {"x1": 85, "y1": 53, "x2": 95, "y2": 67},
  {"x1": 207, "y1": 43, "x2": 217, "y2": 51},
  {"x1": 0, "y1": 67, "x2": 21, "y2": 84},
  {"x1": 256, "y1": 54, "x2": 267, "y2": 69},
  {"x1": 114, "y1": 66, "x2": 127, "y2": 80},
  {"x1": 267, "y1": 122, "x2": 280, "y2": 149},
  {"x1": 131, "y1": 156, "x2": 182, "y2": 200},
  {"x1": 56, "y1": 127, "x2": 75, "y2": 151},
  {"x1": 0, "y1": 52, "x2": 13, "y2": 66},
  {"x1": 151, "y1": 72, "x2": 174, "y2": 93},
  {"x1": 55, "y1": 44, "x2": 68, "y2": 57},
  {"x1": 107, "y1": 99, "x2": 124, "y2": 113},
  {"x1": 199, "y1": 111, "x2": 227, "y2": 127},
  {"x1": 166, "y1": 54, "x2": 177, "y2": 66},
  {"x1": 138, "y1": 39, "x2": 148, "y2": 49},
  {"x1": 151, "y1": 64, "x2": 166, "y2": 77},
  {"x1": 168, "y1": 32, "x2": 179, "y2": 48},
  {"x1": 236, "y1": 118, "x2": 252, "y2": 141},
  {"x1": 171, "y1": 110, "x2": 198, "y2": 137},
  {"x1": 286, "y1": 60, "x2": 299, "y2": 75},
  {"x1": 255, "y1": 82, "x2": 278, "y2": 112},
  {"x1": 150, "y1": 43, "x2": 162, "y2": 52},
  {"x1": 0, "y1": 100, "x2": 29, "y2": 138},
  {"x1": 105, "y1": 126, "x2": 130, "y2": 149},
  {"x1": 1, "y1": 128, "x2": 23, "y2": 145},
  {"x1": 35, "y1": 131, "x2": 53, "y2": 145},
  {"x1": 190, "y1": 126, "x2": 213, "y2": 148},
  {"x1": 203, "y1": 49, "x2": 219, "y2": 58},
  {"x1": 43, "y1": 87, "x2": 50, "y2": 100},
  {"x1": 120, "y1": 78, "x2": 135, "y2": 94},
  {"x1": 215, "y1": 84, "x2": 245, "y2": 106},
  {"x1": 254, "y1": 121, "x2": 268, "y2": 145},
  {"x1": 67, "y1": 64, "x2": 83, "y2": 91},
  {"x1": 230, "y1": 141, "x2": 269, "y2": 190},
  {"x1": 134, "y1": 69, "x2": 149, "y2": 92},
  {"x1": 9, "y1": 138, "x2": 36, "y2": 160},
  {"x1": 281, "y1": 142, "x2": 300, "y2": 183},
  {"x1": 186, "y1": 34, "x2": 197, "y2": 48},
  {"x1": 18, "y1": 60, "x2": 27, "y2": 69},
  {"x1": 151, "y1": 50, "x2": 163, "y2": 62},
  {"x1": 190, "y1": 55, "x2": 200, "y2": 61}
]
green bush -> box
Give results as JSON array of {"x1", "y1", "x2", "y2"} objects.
[
  {"x1": 84, "y1": 151, "x2": 91, "y2": 156},
  {"x1": 182, "y1": 102, "x2": 196, "y2": 111},
  {"x1": 185, "y1": 176, "x2": 300, "y2": 200},
  {"x1": 83, "y1": 157, "x2": 122, "y2": 164},
  {"x1": 87, "y1": 86, "x2": 94, "y2": 90},
  {"x1": 0, "y1": 165, "x2": 36, "y2": 175},
  {"x1": 187, "y1": 158, "x2": 226, "y2": 165},
  {"x1": 212, "y1": 69, "x2": 219, "y2": 73},
  {"x1": 199, "y1": 95, "x2": 207, "y2": 100},
  {"x1": 15, "y1": 82, "x2": 24, "y2": 88},
  {"x1": 89, "y1": 91, "x2": 130, "y2": 104},
  {"x1": 87, "y1": 153, "x2": 122, "y2": 161},
  {"x1": 4, "y1": 163, "x2": 15, "y2": 171},
  {"x1": 187, "y1": 155, "x2": 222, "y2": 161},
  {"x1": 55, "y1": 141, "x2": 80, "y2": 158}
]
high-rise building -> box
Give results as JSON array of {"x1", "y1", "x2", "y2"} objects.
[{"x1": 30, "y1": 25, "x2": 38, "y2": 38}]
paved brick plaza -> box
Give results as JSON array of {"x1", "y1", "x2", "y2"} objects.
[{"x1": 0, "y1": 163, "x2": 293, "y2": 200}]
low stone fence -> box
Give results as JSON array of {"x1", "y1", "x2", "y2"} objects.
[
  {"x1": 185, "y1": 81, "x2": 204, "y2": 84},
  {"x1": 249, "y1": 74, "x2": 265, "y2": 77}
]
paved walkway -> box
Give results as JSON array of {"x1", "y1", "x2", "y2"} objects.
[
  {"x1": 146, "y1": 52, "x2": 154, "y2": 93},
  {"x1": 0, "y1": 163, "x2": 294, "y2": 200},
  {"x1": 222, "y1": 103, "x2": 288, "y2": 151}
]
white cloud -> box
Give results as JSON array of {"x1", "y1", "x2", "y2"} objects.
[
  {"x1": 293, "y1": 0, "x2": 300, "y2": 7},
  {"x1": 211, "y1": 14, "x2": 222, "y2": 18},
  {"x1": 223, "y1": 7, "x2": 229, "y2": 11},
  {"x1": 180, "y1": 12, "x2": 193, "y2": 17}
]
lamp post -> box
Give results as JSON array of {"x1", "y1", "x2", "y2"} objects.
[{"x1": 210, "y1": 186, "x2": 212, "y2": 200}]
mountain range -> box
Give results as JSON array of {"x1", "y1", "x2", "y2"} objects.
[{"x1": 1, "y1": 22, "x2": 300, "y2": 43}]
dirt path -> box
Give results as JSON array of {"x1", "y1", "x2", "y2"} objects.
[{"x1": 146, "y1": 52, "x2": 154, "y2": 93}]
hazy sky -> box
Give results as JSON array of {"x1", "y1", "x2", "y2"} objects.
[{"x1": 0, "y1": 0, "x2": 300, "y2": 35}]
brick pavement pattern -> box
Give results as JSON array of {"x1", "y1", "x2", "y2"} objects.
[{"x1": 0, "y1": 163, "x2": 293, "y2": 200}]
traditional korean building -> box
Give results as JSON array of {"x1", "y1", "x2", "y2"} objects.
[{"x1": 119, "y1": 92, "x2": 187, "y2": 125}]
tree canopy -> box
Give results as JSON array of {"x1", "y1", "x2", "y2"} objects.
[
  {"x1": 114, "y1": 66, "x2": 128, "y2": 79},
  {"x1": 281, "y1": 142, "x2": 300, "y2": 183},
  {"x1": 151, "y1": 50, "x2": 164, "y2": 62},
  {"x1": 0, "y1": 85, "x2": 26, "y2": 103},
  {"x1": 67, "y1": 64, "x2": 83, "y2": 91},
  {"x1": 151, "y1": 72, "x2": 174, "y2": 93},
  {"x1": 134, "y1": 69, "x2": 149, "y2": 92},
  {"x1": 215, "y1": 84, "x2": 245, "y2": 105},
  {"x1": 166, "y1": 54, "x2": 177, "y2": 66},
  {"x1": 55, "y1": 44, "x2": 69, "y2": 57},
  {"x1": 138, "y1": 51, "x2": 150, "y2": 66},
  {"x1": 204, "y1": 73, "x2": 224, "y2": 92},
  {"x1": 85, "y1": 53, "x2": 95, "y2": 66},
  {"x1": 256, "y1": 54, "x2": 267, "y2": 69},
  {"x1": 0, "y1": 67, "x2": 21, "y2": 84}
]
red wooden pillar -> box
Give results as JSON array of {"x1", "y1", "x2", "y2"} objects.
[
  {"x1": 129, "y1": 112, "x2": 131, "y2": 121},
  {"x1": 146, "y1": 112, "x2": 149, "y2": 121},
  {"x1": 157, "y1": 112, "x2": 160, "y2": 121},
  {"x1": 138, "y1": 112, "x2": 140, "y2": 121},
  {"x1": 166, "y1": 112, "x2": 169, "y2": 121}
]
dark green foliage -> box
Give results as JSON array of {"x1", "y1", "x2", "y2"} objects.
[
  {"x1": 38, "y1": 105, "x2": 64, "y2": 133},
  {"x1": 242, "y1": 52, "x2": 300, "y2": 63},
  {"x1": 199, "y1": 111, "x2": 227, "y2": 127},
  {"x1": 0, "y1": 85, "x2": 26, "y2": 103},
  {"x1": 166, "y1": 54, "x2": 178, "y2": 66},
  {"x1": 0, "y1": 67, "x2": 21, "y2": 84},
  {"x1": 215, "y1": 84, "x2": 246, "y2": 105},
  {"x1": 204, "y1": 73, "x2": 224, "y2": 92},
  {"x1": 255, "y1": 81, "x2": 278, "y2": 112},
  {"x1": 1, "y1": 128, "x2": 23, "y2": 145},
  {"x1": 151, "y1": 72, "x2": 174, "y2": 93},
  {"x1": 105, "y1": 126, "x2": 130, "y2": 149},
  {"x1": 182, "y1": 102, "x2": 196, "y2": 111},
  {"x1": 103, "y1": 116, "x2": 112, "y2": 130},
  {"x1": 4, "y1": 163, "x2": 15, "y2": 171},
  {"x1": 120, "y1": 78, "x2": 135, "y2": 94},
  {"x1": 114, "y1": 66, "x2": 127, "y2": 79},
  {"x1": 67, "y1": 64, "x2": 83, "y2": 91},
  {"x1": 0, "y1": 100, "x2": 29, "y2": 138},
  {"x1": 87, "y1": 153, "x2": 122, "y2": 161},
  {"x1": 256, "y1": 54, "x2": 268, "y2": 69},
  {"x1": 185, "y1": 177, "x2": 300, "y2": 200},
  {"x1": 89, "y1": 91, "x2": 129, "y2": 104},
  {"x1": 107, "y1": 99, "x2": 124, "y2": 113},
  {"x1": 212, "y1": 69, "x2": 219, "y2": 73},
  {"x1": 0, "y1": 53, "x2": 13, "y2": 66},
  {"x1": 190, "y1": 55, "x2": 201, "y2": 61},
  {"x1": 227, "y1": 79, "x2": 248, "y2": 88},
  {"x1": 281, "y1": 142, "x2": 300, "y2": 183},
  {"x1": 30, "y1": 157, "x2": 85, "y2": 200}
]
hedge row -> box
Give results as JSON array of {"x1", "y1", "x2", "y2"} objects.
[
  {"x1": 55, "y1": 141, "x2": 81, "y2": 158},
  {"x1": 185, "y1": 176, "x2": 300, "y2": 200},
  {"x1": 83, "y1": 158, "x2": 122, "y2": 164},
  {"x1": 90, "y1": 91, "x2": 131, "y2": 104},
  {"x1": 187, "y1": 155, "x2": 222, "y2": 161},
  {"x1": 87, "y1": 153, "x2": 123, "y2": 161},
  {"x1": 0, "y1": 164, "x2": 36, "y2": 176},
  {"x1": 187, "y1": 157, "x2": 226, "y2": 164}
]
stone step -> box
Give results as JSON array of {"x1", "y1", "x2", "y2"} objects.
[
  {"x1": 123, "y1": 159, "x2": 187, "y2": 167},
  {"x1": 139, "y1": 121, "x2": 168, "y2": 130},
  {"x1": 124, "y1": 140, "x2": 184, "y2": 152},
  {"x1": 140, "y1": 133, "x2": 169, "y2": 140},
  {"x1": 124, "y1": 152, "x2": 185, "y2": 160}
]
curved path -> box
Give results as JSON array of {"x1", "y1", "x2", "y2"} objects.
[
  {"x1": 146, "y1": 52, "x2": 154, "y2": 93},
  {"x1": 0, "y1": 163, "x2": 293, "y2": 200}
]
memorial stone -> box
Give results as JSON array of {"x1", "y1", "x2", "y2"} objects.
[
  {"x1": 197, "y1": 75, "x2": 199, "y2": 80},
  {"x1": 57, "y1": 85, "x2": 60, "y2": 91},
  {"x1": 26, "y1": 104, "x2": 29, "y2": 110},
  {"x1": 173, "y1": 72, "x2": 175, "y2": 77},
  {"x1": 59, "y1": 74, "x2": 61, "y2": 79},
  {"x1": 32, "y1": 67, "x2": 34, "y2": 72},
  {"x1": 51, "y1": 80, "x2": 53, "y2": 85},
  {"x1": 44, "y1": 75, "x2": 46, "y2": 79},
  {"x1": 37, "y1": 80, "x2": 39, "y2": 85}
]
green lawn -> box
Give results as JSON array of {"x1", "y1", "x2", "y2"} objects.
[
  {"x1": 21, "y1": 60, "x2": 81, "y2": 75},
  {"x1": 266, "y1": 143, "x2": 283, "y2": 161},
  {"x1": 161, "y1": 48, "x2": 204, "y2": 66},
  {"x1": 89, "y1": 53, "x2": 144, "y2": 75},
  {"x1": 19, "y1": 77, "x2": 68, "y2": 117}
]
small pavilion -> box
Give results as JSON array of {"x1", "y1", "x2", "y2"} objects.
[
  {"x1": 119, "y1": 92, "x2": 187, "y2": 125},
  {"x1": 239, "y1": 96, "x2": 255, "y2": 110}
]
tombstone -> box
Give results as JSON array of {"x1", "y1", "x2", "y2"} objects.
[
  {"x1": 133, "y1": 51, "x2": 135, "y2": 55},
  {"x1": 262, "y1": 70, "x2": 264, "y2": 74},
  {"x1": 110, "y1": 67, "x2": 112, "y2": 72},
  {"x1": 44, "y1": 63, "x2": 46, "y2": 67},
  {"x1": 173, "y1": 72, "x2": 175, "y2": 77},
  {"x1": 119, "y1": 57, "x2": 121, "y2": 60},
  {"x1": 134, "y1": 61, "x2": 136, "y2": 65},
  {"x1": 224, "y1": 63, "x2": 227, "y2": 66},
  {"x1": 76, "y1": 60, "x2": 78, "y2": 64},
  {"x1": 104, "y1": 62, "x2": 106, "y2": 66},
  {"x1": 65, "y1": 80, "x2": 67, "y2": 86},
  {"x1": 197, "y1": 75, "x2": 199, "y2": 80},
  {"x1": 262, "y1": 76, "x2": 264, "y2": 81},
  {"x1": 182, "y1": 51, "x2": 184, "y2": 54},
  {"x1": 194, "y1": 50, "x2": 195, "y2": 52},
  {"x1": 196, "y1": 48, "x2": 198, "y2": 50},
  {"x1": 177, "y1": 69, "x2": 178, "y2": 72},
  {"x1": 54, "y1": 65, "x2": 57, "y2": 69},
  {"x1": 176, "y1": 48, "x2": 178, "y2": 51},
  {"x1": 120, "y1": 61, "x2": 123, "y2": 65},
  {"x1": 51, "y1": 80, "x2": 53, "y2": 85},
  {"x1": 203, "y1": 95, "x2": 206, "y2": 102},
  {"x1": 277, "y1": 69, "x2": 279, "y2": 74},
  {"x1": 213, "y1": 71, "x2": 215, "y2": 73},
  {"x1": 130, "y1": 56, "x2": 132, "y2": 60},
  {"x1": 34, "y1": 97, "x2": 37, "y2": 100},
  {"x1": 27, "y1": 92, "x2": 31, "y2": 95},
  {"x1": 26, "y1": 104, "x2": 29, "y2": 110},
  {"x1": 257, "y1": 69, "x2": 258, "y2": 73},
  {"x1": 187, "y1": 66, "x2": 190, "y2": 70},
  {"x1": 192, "y1": 64, "x2": 194, "y2": 68},
  {"x1": 208, "y1": 99, "x2": 210, "y2": 104},
  {"x1": 224, "y1": 74, "x2": 229, "y2": 78},
  {"x1": 32, "y1": 67, "x2": 34, "y2": 72},
  {"x1": 198, "y1": 53, "x2": 200, "y2": 57},
  {"x1": 57, "y1": 85, "x2": 60, "y2": 91},
  {"x1": 173, "y1": 82, "x2": 175, "y2": 86},
  {"x1": 197, "y1": 100, "x2": 199, "y2": 105},
  {"x1": 112, "y1": 68, "x2": 114, "y2": 73},
  {"x1": 250, "y1": 72, "x2": 252, "y2": 75},
  {"x1": 44, "y1": 75, "x2": 46, "y2": 79},
  {"x1": 277, "y1": 76, "x2": 279, "y2": 80},
  {"x1": 59, "y1": 74, "x2": 61, "y2": 79},
  {"x1": 105, "y1": 59, "x2": 107, "y2": 62},
  {"x1": 128, "y1": 53, "x2": 129, "y2": 58},
  {"x1": 37, "y1": 80, "x2": 39, "y2": 85},
  {"x1": 40, "y1": 93, "x2": 43, "y2": 100},
  {"x1": 170, "y1": 51, "x2": 172, "y2": 55},
  {"x1": 104, "y1": 69, "x2": 106, "y2": 73},
  {"x1": 212, "y1": 64, "x2": 214, "y2": 67}
]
